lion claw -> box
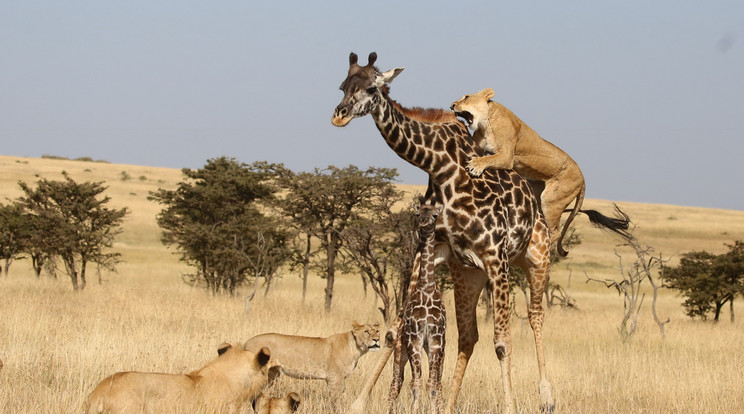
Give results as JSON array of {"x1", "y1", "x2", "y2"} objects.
[{"x1": 466, "y1": 161, "x2": 484, "y2": 177}]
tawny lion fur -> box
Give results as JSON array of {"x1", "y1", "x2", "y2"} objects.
[
  {"x1": 451, "y1": 88, "x2": 585, "y2": 255},
  {"x1": 243, "y1": 322, "x2": 381, "y2": 394},
  {"x1": 84, "y1": 343, "x2": 271, "y2": 414},
  {"x1": 252, "y1": 392, "x2": 301, "y2": 414}
]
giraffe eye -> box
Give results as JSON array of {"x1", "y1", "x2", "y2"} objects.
[{"x1": 366, "y1": 86, "x2": 377, "y2": 94}]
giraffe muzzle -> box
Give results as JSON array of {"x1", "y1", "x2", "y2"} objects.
[{"x1": 332, "y1": 106, "x2": 352, "y2": 127}]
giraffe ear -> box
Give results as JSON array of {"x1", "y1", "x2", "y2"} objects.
[{"x1": 375, "y1": 67, "x2": 404, "y2": 87}]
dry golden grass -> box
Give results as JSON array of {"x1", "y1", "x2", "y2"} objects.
[{"x1": 1, "y1": 155, "x2": 743, "y2": 413}]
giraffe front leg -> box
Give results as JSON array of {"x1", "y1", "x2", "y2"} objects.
[
  {"x1": 427, "y1": 339, "x2": 446, "y2": 414},
  {"x1": 446, "y1": 261, "x2": 487, "y2": 414},
  {"x1": 486, "y1": 255, "x2": 517, "y2": 414},
  {"x1": 388, "y1": 336, "x2": 407, "y2": 414},
  {"x1": 408, "y1": 337, "x2": 424, "y2": 414}
]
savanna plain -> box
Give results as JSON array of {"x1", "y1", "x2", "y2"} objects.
[{"x1": 0, "y1": 155, "x2": 743, "y2": 414}]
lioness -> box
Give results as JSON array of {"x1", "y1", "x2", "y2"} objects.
[
  {"x1": 84, "y1": 343, "x2": 270, "y2": 414},
  {"x1": 451, "y1": 88, "x2": 629, "y2": 256},
  {"x1": 243, "y1": 322, "x2": 381, "y2": 394},
  {"x1": 252, "y1": 392, "x2": 301, "y2": 414}
]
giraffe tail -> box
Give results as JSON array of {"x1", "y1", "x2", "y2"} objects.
[{"x1": 560, "y1": 201, "x2": 632, "y2": 257}]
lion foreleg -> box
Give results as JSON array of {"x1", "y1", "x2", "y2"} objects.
[
  {"x1": 466, "y1": 153, "x2": 514, "y2": 176},
  {"x1": 348, "y1": 320, "x2": 400, "y2": 414}
]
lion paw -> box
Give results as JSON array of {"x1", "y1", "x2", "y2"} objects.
[{"x1": 466, "y1": 159, "x2": 485, "y2": 177}]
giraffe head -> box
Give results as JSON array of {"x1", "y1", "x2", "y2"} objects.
[
  {"x1": 332, "y1": 52, "x2": 404, "y2": 127},
  {"x1": 416, "y1": 202, "x2": 443, "y2": 232}
]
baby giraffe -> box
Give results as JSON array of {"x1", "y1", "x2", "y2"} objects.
[{"x1": 389, "y1": 202, "x2": 446, "y2": 414}]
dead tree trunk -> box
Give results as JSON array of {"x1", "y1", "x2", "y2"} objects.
[{"x1": 587, "y1": 227, "x2": 669, "y2": 341}]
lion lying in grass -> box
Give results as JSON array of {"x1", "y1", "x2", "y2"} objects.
[
  {"x1": 252, "y1": 392, "x2": 301, "y2": 414},
  {"x1": 243, "y1": 322, "x2": 380, "y2": 394},
  {"x1": 451, "y1": 88, "x2": 630, "y2": 255},
  {"x1": 84, "y1": 343, "x2": 271, "y2": 414}
]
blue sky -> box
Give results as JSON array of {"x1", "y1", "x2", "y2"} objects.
[{"x1": 1, "y1": 1, "x2": 742, "y2": 210}]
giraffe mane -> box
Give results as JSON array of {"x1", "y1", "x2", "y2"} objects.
[
  {"x1": 390, "y1": 100, "x2": 462, "y2": 124},
  {"x1": 377, "y1": 85, "x2": 462, "y2": 125}
]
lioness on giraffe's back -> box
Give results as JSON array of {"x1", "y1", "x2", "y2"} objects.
[
  {"x1": 243, "y1": 322, "x2": 380, "y2": 394},
  {"x1": 451, "y1": 87, "x2": 631, "y2": 256}
]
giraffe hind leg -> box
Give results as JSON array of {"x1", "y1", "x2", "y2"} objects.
[
  {"x1": 485, "y1": 249, "x2": 517, "y2": 414},
  {"x1": 516, "y1": 218, "x2": 555, "y2": 413},
  {"x1": 445, "y1": 261, "x2": 487, "y2": 414}
]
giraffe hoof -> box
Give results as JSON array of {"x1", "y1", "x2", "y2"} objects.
[{"x1": 540, "y1": 380, "x2": 555, "y2": 413}]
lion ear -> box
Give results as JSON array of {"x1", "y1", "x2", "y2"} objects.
[
  {"x1": 255, "y1": 347, "x2": 271, "y2": 368},
  {"x1": 482, "y1": 88, "x2": 495, "y2": 100},
  {"x1": 217, "y1": 342, "x2": 232, "y2": 356},
  {"x1": 288, "y1": 392, "x2": 302, "y2": 412},
  {"x1": 352, "y1": 321, "x2": 362, "y2": 330}
]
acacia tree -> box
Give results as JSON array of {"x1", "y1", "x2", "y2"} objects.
[
  {"x1": 340, "y1": 188, "x2": 420, "y2": 322},
  {"x1": 664, "y1": 241, "x2": 744, "y2": 322},
  {"x1": 0, "y1": 202, "x2": 29, "y2": 275},
  {"x1": 276, "y1": 165, "x2": 399, "y2": 312},
  {"x1": 149, "y1": 157, "x2": 290, "y2": 295},
  {"x1": 17, "y1": 173, "x2": 128, "y2": 291},
  {"x1": 24, "y1": 211, "x2": 55, "y2": 278}
]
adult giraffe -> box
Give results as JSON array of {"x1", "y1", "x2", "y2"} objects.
[{"x1": 332, "y1": 52, "x2": 554, "y2": 414}]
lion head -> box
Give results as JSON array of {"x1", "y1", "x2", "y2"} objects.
[
  {"x1": 351, "y1": 322, "x2": 381, "y2": 352},
  {"x1": 450, "y1": 88, "x2": 494, "y2": 128},
  {"x1": 252, "y1": 392, "x2": 301, "y2": 414}
]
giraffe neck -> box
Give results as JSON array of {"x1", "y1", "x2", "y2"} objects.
[
  {"x1": 417, "y1": 229, "x2": 439, "y2": 292},
  {"x1": 370, "y1": 93, "x2": 471, "y2": 182}
]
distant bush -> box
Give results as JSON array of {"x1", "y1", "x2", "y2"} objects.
[
  {"x1": 41, "y1": 155, "x2": 110, "y2": 163},
  {"x1": 41, "y1": 154, "x2": 69, "y2": 160}
]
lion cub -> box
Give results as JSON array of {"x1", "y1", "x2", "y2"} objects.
[
  {"x1": 252, "y1": 392, "x2": 301, "y2": 414},
  {"x1": 244, "y1": 322, "x2": 380, "y2": 394},
  {"x1": 85, "y1": 343, "x2": 270, "y2": 414},
  {"x1": 451, "y1": 88, "x2": 587, "y2": 255}
]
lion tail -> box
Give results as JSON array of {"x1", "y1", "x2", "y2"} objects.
[{"x1": 556, "y1": 184, "x2": 585, "y2": 257}]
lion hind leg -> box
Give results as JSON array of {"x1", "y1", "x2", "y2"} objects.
[{"x1": 541, "y1": 175, "x2": 584, "y2": 256}]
